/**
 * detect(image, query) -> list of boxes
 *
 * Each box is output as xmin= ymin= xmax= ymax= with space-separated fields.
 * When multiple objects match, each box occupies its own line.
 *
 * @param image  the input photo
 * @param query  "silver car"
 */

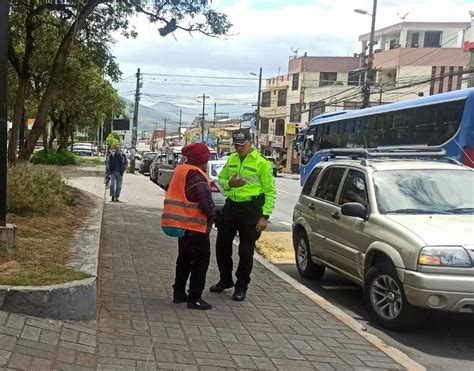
xmin=292 ymin=153 xmax=474 ymax=331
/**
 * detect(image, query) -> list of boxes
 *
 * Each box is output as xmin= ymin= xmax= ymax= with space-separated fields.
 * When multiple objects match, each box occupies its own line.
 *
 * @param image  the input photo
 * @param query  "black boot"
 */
xmin=232 ymin=288 xmax=247 ymax=302
xmin=173 ymin=293 xmax=187 ymax=304
xmin=187 ymin=298 xmax=213 ymax=310
xmin=209 ymin=281 xmax=234 ymax=293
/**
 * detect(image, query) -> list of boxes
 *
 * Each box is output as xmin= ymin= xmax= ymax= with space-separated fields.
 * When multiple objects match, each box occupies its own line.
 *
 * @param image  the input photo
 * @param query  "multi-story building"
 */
xmin=259 ymin=21 xmax=472 ymax=173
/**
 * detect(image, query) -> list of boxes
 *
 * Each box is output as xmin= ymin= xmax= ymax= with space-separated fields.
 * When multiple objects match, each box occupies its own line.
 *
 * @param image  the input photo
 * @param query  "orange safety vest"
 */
xmin=161 ymin=163 xmax=210 ymax=234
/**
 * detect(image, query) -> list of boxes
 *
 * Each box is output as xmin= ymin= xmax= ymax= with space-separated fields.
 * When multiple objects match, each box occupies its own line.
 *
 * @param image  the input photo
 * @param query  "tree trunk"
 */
xmin=7 ymin=79 xmax=28 ymax=163
xmin=42 ymin=125 xmax=48 ymax=153
xmin=18 ymin=0 xmax=102 ymax=161
xmin=48 ymin=117 xmax=59 ymax=150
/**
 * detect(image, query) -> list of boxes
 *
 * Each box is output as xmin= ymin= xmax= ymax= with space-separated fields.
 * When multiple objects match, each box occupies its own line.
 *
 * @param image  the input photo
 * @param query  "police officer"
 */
xmin=210 ymin=129 xmax=276 ymax=301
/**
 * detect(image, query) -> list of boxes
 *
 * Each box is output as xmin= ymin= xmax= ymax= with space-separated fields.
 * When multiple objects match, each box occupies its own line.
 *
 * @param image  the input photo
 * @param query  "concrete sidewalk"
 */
xmin=0 ymin=170 xmax=417 ymax=370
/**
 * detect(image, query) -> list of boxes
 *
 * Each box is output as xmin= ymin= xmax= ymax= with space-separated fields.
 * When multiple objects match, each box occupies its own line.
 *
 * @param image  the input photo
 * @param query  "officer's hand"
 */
xmin=229 ymin=176 xmax=246 ymax=188
xmin=255 ymin=217 xmax=268 ymax=232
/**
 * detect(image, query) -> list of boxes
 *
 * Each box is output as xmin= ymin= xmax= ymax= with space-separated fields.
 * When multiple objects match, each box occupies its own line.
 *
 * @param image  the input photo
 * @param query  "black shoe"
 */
xmin=209 ymin=281 xmax=234 ymax=293
xmin=187 ymin=298 xmax=213 ymax=310
xmin=173 ymin=294 xmax=187 ymax=304
xmin=115 ymin=198 xmax=120 ymax=203
xmin=232 ymin=288 xmax=247 ymax=301
xmin=111 ymin=196 xmax=115 ymax=202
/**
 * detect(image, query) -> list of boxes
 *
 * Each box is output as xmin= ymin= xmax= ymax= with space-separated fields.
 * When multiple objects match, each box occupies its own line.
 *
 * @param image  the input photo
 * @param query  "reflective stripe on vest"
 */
xmin=161 ymin=164 xmax=209 ymax=233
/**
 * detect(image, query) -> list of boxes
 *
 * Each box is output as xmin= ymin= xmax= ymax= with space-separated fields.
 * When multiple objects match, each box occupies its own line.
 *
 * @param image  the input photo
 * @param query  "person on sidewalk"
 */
xmin=107 ymin=144 xmax=128 ymax=202
xmin=210 ymin=129 xmax=276 ymax=301
xmin=161 ymin=143 xmax=216 ymax=310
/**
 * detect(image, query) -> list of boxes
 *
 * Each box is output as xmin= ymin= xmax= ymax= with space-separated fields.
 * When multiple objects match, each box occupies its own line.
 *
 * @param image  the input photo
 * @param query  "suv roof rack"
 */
xmin=322 ymin=147 xmax=453 ymax=166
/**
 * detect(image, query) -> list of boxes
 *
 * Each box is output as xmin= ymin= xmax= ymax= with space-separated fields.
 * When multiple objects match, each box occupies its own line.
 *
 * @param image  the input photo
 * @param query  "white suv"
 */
xmin=292 ymin=149 xmax=474 ymax=331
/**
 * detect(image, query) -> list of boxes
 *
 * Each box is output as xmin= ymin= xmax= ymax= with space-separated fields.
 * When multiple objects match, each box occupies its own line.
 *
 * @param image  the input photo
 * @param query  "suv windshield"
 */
xmin=374 ymin=169 xmax=474 ymax=214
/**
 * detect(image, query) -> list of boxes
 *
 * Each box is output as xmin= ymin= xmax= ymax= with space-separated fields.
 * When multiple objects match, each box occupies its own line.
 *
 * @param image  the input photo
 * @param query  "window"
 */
xmin=348 ymin=71 xmax=361 ymax=86
xmin=292 ymin=73 xmax=299 ymax=90
xmin=290 ymin=104 xmax=301 ymax=123
xmin=302 ymin=167 xmax=322 ymax=196
xmin=411 ymin=32 xmax=419 ymax=47
xmin=314 ymin=167 xmax=346 ymax=203
xmin=262 ymin=91 xmax=271 ymax=107
xmin=308 ymin=101 xmax=325 ymax=121
xmin=319 ymin=72 xmax=337 ymax=87
xmin=340 ymin=170 xmax=368 ymax=206
xmin=275 ymin=119 xmax=285 ymax=136
xmin=260 ymin=119 xmax=269 ymax=134
xmin=277 ymin=89 xmax=287 ymax=106
xmin=424 ymin=31 xmax=442 ymax=47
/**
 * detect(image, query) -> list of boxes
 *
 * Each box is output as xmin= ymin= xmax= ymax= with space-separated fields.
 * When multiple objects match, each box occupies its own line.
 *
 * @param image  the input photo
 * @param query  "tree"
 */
xmin=8 ymin=1 xmax=232 ymax=162
xmin=106 ymin=132 xmax=121 ymax=148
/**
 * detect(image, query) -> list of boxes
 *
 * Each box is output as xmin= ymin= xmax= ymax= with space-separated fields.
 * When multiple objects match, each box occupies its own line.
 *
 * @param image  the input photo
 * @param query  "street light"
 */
xmin=355 ymin=0 xmax=377 ymax=108
xmin=249 ymin=67 xmax=262 ymax=150
xmin=0 ymin=0 xmax=8 ymax=227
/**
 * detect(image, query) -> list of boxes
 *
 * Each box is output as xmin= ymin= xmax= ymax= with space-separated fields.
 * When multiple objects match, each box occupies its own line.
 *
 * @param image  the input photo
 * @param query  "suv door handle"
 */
xmin=331 ymin=211 xmax=340 ymax=220
xmin=308 ymin=203 xmax=316 ymax=210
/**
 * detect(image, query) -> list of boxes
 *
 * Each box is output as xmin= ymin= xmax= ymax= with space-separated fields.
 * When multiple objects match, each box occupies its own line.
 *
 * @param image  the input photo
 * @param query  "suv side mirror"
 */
xmin=341 ymin=202 xmax=368 ymax=221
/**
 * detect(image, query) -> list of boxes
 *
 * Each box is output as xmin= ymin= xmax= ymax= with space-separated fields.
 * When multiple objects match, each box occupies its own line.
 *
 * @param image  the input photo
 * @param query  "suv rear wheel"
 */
xmin=364 ymin=263 xmax=427 ymax=331
xmin=294 ymin=232 xmax=325 ymax=280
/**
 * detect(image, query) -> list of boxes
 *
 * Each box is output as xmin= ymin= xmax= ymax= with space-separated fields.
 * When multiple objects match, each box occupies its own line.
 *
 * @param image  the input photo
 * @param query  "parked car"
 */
xmin=157 ymin=146 xmax=218 ymax=191
xmin=292 ymin=148 xmax=474 ymax=331
xmin=139 ymin=152 xmax=159 ymax=174
xmin=150 ymin=154 xmax=166 ymax=183
xmin=207 ymin=160 xmax=226 ymax=212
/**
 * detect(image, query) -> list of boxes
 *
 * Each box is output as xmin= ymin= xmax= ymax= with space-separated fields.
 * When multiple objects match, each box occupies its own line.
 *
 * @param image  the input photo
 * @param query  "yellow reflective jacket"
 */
xmin=218 ymin=149 xmax=275 ymax=217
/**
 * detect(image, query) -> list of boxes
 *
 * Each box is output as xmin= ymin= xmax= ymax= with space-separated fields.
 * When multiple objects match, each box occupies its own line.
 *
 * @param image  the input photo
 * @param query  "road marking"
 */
xmin=322 ymin=285 xmax=359 ymax=290
xmin=279 ymin=221 xmax=292 ymax=226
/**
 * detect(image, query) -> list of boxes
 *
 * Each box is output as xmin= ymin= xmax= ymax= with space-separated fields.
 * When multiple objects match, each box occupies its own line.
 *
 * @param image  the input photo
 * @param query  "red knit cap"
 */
xmin=182 ymin=143 xmax=211 ymax=165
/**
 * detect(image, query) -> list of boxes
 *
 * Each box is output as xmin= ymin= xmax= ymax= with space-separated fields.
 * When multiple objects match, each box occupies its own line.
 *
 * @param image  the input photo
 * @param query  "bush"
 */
xmin=7 ymin=163 xmax=75 ymax=215
xmin=31 ymin=149 xmax=78 ymax=166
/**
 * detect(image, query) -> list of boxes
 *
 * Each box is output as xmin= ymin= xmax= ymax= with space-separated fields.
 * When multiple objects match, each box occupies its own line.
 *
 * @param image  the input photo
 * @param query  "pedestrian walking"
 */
xmin=161 ymin=143 xmax=216 ymax=310
xmin=210 ymin=129 xmax=276 ymax=301
xmin=107 ymin=144 xmax=128 ymax=202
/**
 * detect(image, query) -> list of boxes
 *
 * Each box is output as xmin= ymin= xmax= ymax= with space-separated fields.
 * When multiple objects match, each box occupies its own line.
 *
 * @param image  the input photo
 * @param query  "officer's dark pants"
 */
xmin=173 ymin=232 xmax=210 ymax=300
xmin=216 ymin=200 xmax=262 ymax=291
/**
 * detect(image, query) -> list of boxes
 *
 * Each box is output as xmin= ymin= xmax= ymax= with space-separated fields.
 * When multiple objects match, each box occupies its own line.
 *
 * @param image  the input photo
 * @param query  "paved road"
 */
xmin=268 ymin=176 xmax=301 ymax=232
xmin=277 ymin=264 xmax=474 ymax=371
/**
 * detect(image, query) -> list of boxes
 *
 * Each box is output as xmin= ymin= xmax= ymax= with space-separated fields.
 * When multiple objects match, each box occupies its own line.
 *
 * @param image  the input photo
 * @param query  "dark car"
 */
xmin=139 ymin=152 xmax=159 ymax=175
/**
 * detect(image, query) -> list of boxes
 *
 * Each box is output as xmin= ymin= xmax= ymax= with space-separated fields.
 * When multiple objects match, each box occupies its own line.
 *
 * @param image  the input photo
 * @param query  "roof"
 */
xmin=359 ymin=21 xmax=471 ymax=41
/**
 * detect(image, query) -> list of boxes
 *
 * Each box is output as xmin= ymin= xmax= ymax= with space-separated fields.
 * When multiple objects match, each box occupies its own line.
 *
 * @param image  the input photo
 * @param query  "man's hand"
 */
xmin=255 ymin=217 xmax=268 ymax=232
xmin=228 ymin=175 xmax=246 ymax=188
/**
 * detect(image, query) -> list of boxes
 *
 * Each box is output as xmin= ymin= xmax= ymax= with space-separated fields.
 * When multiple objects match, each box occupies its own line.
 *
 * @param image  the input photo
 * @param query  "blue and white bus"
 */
xmin=299 ymin=88 xmax=474 ymax=185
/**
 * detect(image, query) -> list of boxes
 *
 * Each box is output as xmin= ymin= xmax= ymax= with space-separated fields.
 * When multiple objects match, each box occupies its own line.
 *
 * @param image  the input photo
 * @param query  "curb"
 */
xmin=253 ymin=253 xmax=426 ymax=371
xmin=0 ymin=167 xmax=105 ymax=320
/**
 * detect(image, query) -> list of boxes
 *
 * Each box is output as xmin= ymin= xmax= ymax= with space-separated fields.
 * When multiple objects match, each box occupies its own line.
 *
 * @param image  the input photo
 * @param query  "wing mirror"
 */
xmin=341 ymin=202 xmax=369 ymax=221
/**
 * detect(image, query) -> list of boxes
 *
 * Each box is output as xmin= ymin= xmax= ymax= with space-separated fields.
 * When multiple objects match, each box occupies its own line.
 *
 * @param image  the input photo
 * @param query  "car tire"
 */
xmin=364 ymin=263 xmax=427 ymax=331
xmin=294 ymin=231 xmax=325 ymax=280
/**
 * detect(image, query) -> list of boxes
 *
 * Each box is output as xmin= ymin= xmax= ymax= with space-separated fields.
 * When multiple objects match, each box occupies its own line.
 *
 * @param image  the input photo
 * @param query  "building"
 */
xmin=258 ymin=20 xmax=472 ymax=173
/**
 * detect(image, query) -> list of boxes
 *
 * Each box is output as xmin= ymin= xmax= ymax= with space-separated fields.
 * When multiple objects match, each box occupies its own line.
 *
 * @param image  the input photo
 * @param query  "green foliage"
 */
xmin=31 ymin=149 xmax=79 ymax=166
xmin=7 ymin=163 xmax=75 ymax=216
xmin=106 ymin=132 xmax=121 ymax=147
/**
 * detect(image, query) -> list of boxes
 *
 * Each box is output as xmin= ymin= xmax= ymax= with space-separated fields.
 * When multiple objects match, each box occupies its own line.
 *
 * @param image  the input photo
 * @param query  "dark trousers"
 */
xmin=215 ymin=199 xmax=262 ymax=291
xmin=173 ymin=232 xmax=210 ymax=300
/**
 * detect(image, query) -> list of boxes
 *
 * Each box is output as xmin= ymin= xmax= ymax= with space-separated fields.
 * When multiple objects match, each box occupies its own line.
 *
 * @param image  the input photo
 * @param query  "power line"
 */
xmin=142 ymin=73 xmax=259 ymax=81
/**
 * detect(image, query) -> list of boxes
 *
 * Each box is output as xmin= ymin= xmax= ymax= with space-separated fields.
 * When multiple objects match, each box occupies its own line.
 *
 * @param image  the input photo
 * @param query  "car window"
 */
xmin=302 ymin=167 xmax=323 ymax=196
xmin=314 ymin=167 xmax=346 ymax=203
xmin=340 ymin=169 xmax=368 ymax=206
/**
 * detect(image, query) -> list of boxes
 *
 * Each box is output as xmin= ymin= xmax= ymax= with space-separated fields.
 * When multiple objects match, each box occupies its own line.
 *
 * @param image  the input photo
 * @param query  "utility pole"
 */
xmin=256 ymin=67 xmax=262 ymax=149
xmin=0 ymin=0 xmax=15 ymax=248
xmin=130 ymin=68 xmax=141 ymax=173
xmin=0 ymin=0 xmax=8 ymax=227
xmin=360 ymin=0 xmax=377 ymax=108
xmin=213 ymin=103 xmax=216 ymax=127
xmin=164 ymin=118 xmax=167 ymax=147
xmin=200 ymin=94 xmax=209 ymax=142
xmin=178 ymin=109 xmax=182 ymax=144
xmin=467 ymin=11 xmax=474 ymax=88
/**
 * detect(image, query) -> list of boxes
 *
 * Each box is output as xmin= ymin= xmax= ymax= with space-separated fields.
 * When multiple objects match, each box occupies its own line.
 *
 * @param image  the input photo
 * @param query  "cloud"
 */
xmin=112 ymin=0 xmax=473 ymax=108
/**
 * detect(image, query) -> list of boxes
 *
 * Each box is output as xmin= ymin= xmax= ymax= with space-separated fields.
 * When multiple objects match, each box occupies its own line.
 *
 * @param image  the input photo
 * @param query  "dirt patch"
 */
xmin=0 ymin=188 xmax=93 ymax=286
xmin=256 ymin=231 xmax=295 ymax=263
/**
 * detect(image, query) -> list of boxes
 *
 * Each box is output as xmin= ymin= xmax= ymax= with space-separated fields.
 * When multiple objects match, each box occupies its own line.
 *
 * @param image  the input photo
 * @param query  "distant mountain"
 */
xmin=120 ymin=97 xmax=255 ymax=134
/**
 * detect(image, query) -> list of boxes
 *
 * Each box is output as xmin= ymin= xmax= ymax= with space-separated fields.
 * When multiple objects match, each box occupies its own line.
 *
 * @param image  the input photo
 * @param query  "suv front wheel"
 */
xmin=294 ymin=232 xmax=325 ymax=280
xmin=364 ymin=263 xmax=427 ymax=331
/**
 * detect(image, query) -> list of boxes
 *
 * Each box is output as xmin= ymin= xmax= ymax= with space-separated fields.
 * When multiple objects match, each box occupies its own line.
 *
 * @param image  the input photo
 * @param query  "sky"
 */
xmin=112 ymin=0 xmax=474 ymax=119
